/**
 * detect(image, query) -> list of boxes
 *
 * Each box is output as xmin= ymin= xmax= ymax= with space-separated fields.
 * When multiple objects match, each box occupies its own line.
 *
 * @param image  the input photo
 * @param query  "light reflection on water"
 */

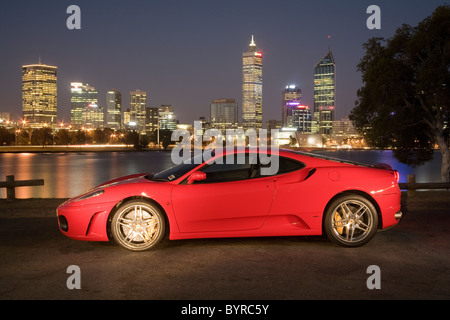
xmin=0 ymin=152 xmax=173 ymax=199
xmin=0 ymin=150 xmax=443 ymax=199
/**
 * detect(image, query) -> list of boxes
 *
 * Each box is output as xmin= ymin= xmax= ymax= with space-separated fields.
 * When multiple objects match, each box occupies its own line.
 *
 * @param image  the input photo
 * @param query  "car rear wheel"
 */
xmin=324 ymin=195 xmax=378 ymax=247
xmin=111 ymin=200 xmax=166 ymax=251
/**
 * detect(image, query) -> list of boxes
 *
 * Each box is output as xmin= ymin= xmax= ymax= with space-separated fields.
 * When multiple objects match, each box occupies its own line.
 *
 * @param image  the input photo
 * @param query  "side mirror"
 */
xmin=187 ymin=171 xmax=206 ymax=185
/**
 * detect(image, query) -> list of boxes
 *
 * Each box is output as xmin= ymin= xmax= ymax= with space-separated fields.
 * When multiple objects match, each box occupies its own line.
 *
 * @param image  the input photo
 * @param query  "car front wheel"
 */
xmin=324 ymin=195 xmax=378 ymax=247
xmin=111 ymin=200 xmax=166 ymax=251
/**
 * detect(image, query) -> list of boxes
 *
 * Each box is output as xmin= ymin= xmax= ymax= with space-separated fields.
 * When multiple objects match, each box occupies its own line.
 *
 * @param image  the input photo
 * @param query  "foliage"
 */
xmin=0 ymin=127 xmax=14 ymax=145
xmin=350 ymin=6 xmax=450 ymax=181
xmin=159 ymin=129 xmax=174 ymax=151
xmin=31 ymin=128 xmax=53 ymax=145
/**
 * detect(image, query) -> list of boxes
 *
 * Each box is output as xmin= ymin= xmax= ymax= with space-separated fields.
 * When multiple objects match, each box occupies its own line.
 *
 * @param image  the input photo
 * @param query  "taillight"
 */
xmin=394 ymin=171 xmax=400 ymax=182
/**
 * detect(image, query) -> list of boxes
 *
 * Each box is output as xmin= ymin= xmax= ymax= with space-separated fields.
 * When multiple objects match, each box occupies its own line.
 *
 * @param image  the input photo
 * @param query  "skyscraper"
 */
xmin=82 ymin=102 xmax=104 ymax=129
xmin=145 ymin=107 xmax=159 ymax=134
xmin=130 ymin=90 xmax=147 ymax=132
xmin=22 ymin=63 xmax=57 ymax=128
xmin=242 ymin=35 xmax=263 ymax=131
xmin=281 ymin=85 xmax=311 ymax=133
xmin=123 ymin=108 xmax=131 ymax=129
xmin=282 ymin=85 xmax=302 ymax=127
xmin=314 ymin=50 xmax=335 ymax=135
xmin=70 ymin=82 xmax=103 ymax=129
xmin=158 ymin=105 xmax=176 ymax=130
xmin=105 ymin=90 xmax=122 ymax=130
xmin=210 ymin=98 xmax=238 ymax=131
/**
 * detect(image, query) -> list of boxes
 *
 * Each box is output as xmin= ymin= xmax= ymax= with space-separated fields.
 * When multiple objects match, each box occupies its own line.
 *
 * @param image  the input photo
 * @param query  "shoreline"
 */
xmin=0 ymin=145 xmax=157 ymax=153
xmin=0 ymin=145 xmax=387 ymax=153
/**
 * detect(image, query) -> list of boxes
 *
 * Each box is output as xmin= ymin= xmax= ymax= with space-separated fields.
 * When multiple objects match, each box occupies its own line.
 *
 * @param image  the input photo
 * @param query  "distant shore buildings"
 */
xmin=314 ymin=50 xmax=336 ymax=135
xmin=242 ymin=35 xmax=263 ymax=131
xmin=210 ymin=98 xmax=238 ymax=131
xmin=106 ymin=90 xmax=122 ymax=131
xmin=2 ymin=39 xmax=365 ymax=148
xmin=70 ymin=82 xmax=102 ymax=129
xmin=22 ymin=62 xmax=57 ymax=128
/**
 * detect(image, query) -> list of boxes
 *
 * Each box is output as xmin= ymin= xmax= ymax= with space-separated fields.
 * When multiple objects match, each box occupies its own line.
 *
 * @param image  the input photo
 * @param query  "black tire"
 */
xmin=324 ymin=194 xmax=378 ymax=247
xmin=111 ymin=200 xmax=166 ymax=251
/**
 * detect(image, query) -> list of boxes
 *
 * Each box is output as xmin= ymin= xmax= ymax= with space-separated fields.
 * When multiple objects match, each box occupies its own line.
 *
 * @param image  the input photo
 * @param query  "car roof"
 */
xmin=212 ymin=147 xmax=376 ymax=168
xmin=280 ymin=148 xmax=378 ymax=168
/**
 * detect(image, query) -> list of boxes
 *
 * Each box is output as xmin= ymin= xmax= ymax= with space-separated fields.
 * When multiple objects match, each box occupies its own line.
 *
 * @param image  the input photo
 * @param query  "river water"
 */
xmin=0 ymin=150 xmax=443 ymax=199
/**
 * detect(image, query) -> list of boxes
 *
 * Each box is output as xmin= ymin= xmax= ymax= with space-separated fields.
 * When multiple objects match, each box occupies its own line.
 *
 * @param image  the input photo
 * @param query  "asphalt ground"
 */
xmin=0 ymin=194 xmax=449 ymax=304
xmin=0 ymin=199 xmax=448 ymax=317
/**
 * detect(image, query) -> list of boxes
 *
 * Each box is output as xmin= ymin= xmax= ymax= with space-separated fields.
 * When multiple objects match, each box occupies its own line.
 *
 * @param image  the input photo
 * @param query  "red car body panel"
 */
xmin=57 ymin=149 xmax=402 ymax=243
xmin=171 ymin=176 xmax=274 ymax=233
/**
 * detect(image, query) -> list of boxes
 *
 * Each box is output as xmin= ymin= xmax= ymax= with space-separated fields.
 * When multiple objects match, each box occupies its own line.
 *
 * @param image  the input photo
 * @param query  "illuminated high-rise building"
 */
xmin=282 ymin=85 xmax=311 ymax=133
xmin=82 ymin=103 xmax=104 ymax=129
xmin=282 ymin=85 xmax=302 ymax=127
xmin=22 ymin=63 xmax=57 ymax=128
xmin=123 ymin=108 xmax=131 ymax=129
xmin=314 ymin=50 xmax=335 ymax=135
xmin=242 ymin=35 xmax=263 ymax=131
xmin=105 ymin=90 xmax=122 ymax=130
xmin=210 ymin=98 xmax=238 ymax=131
xmin=70 ymin=82 xmax=103 ymax=129
xmin=158 ymin=105 xmax=176 ymax=131
xmin=145 ymin=107 xmax=159 ymax=134
xmin=130 ymin=90 xmax=147 ymax=131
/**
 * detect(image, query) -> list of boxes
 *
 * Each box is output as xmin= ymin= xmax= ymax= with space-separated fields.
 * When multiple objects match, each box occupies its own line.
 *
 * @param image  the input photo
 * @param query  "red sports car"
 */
xmin=57 ymin=148 xmax=402 ymax=251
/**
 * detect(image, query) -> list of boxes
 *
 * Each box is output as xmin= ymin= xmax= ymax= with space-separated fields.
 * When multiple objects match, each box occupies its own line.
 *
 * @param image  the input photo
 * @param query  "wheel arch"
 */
xmin=322 ymin=190 xmax=383 ymax=230
xmin=106 ymin=196 xmax=169 ymax=239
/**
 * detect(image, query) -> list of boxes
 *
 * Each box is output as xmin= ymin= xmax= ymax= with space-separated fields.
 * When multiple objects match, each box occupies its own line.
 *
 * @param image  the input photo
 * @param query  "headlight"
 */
xmin=73 ymin=189 xmax=105 ymax=202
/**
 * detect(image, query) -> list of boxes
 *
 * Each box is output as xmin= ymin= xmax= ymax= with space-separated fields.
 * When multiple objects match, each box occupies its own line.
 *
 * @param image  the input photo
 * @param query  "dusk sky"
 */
xmin=0 ymin=0 xmax=447 ymax=125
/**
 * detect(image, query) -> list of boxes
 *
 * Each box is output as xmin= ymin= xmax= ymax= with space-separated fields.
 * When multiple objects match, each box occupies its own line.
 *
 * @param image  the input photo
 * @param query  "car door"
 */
xmin=171 ymin=153 xmax=275 ymax=233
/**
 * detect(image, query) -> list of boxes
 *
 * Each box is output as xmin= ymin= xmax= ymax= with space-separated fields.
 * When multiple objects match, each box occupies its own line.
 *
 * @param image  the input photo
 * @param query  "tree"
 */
xmin=350 ymin=6 xmax=450 ymax=182
xmin=72 ymin=130 xmax=88 ymax=144
xmin=16 ymin=130 xmax=30 ymax=145
xmin=0 ymin=128 xmax=14 ymax=145
xmin=123 ymin=131 xmax=140 ymax=149
xmin=31 ymin=128 xmax=53 ymax=146
xmin=159 ymin=129 xmax=173 ymax=151
xmin=92 ymin=129 xmax=107 ymax=144
xmin=55 ymin=129 xmax=72 ymax=145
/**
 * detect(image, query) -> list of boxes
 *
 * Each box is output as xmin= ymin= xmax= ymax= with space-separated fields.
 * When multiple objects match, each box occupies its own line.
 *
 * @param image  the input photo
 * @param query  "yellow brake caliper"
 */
xmin=334 ymin=212 xmax=344 ymax=234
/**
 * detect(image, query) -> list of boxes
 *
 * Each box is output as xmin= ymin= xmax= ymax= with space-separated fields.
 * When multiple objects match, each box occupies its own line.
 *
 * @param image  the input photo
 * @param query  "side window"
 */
xmin=254 ymin=156 xmax=305 ymax=178
xmin=277 ymin=157 xmax=306 ymax=174
xmin=191 ymin=154 xmax=305 ymax=183
xmin=198 ymin=154 xmax=253 ymax=183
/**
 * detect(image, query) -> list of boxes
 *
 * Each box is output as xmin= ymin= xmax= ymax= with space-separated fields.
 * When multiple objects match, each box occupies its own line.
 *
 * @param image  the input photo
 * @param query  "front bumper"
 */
xmin=57 ymin=200 xmax=117 ymax=241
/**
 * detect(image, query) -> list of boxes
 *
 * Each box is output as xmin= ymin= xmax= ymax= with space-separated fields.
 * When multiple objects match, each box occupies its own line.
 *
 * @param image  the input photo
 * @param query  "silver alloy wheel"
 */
xmin=325 ymin=195 xmax=378 ymax=247
xmin=111 ymin=200 xmax=165 ymax=251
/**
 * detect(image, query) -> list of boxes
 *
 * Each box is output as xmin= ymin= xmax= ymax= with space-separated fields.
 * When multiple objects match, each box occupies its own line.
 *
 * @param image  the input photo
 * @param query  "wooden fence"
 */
xmin=0 ymin=175 xmax=44 ymax=201
xmin=399 ymin=174 xmax=450 ymax=196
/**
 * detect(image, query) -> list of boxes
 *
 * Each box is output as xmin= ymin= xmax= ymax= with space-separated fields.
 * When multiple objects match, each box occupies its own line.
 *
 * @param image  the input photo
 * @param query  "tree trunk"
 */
xmin=420 ymin=97 xmax=450 ymax=183
xmin=440 ymin=147 xmax=450 ymax=183
xmin=435 ymin=132 xmax=450 ymax=182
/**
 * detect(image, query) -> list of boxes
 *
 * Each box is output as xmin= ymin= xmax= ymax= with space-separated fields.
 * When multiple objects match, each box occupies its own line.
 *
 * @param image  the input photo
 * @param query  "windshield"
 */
xmin=150 ymin=154 xmax=203 ymax=182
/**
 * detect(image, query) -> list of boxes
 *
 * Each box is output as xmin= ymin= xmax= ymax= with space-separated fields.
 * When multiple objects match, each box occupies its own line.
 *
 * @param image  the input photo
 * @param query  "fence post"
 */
xmin=407 ymin=174 xmax=416 ymax=197
xmin=6 ymin=175 xmax=15 ymax=201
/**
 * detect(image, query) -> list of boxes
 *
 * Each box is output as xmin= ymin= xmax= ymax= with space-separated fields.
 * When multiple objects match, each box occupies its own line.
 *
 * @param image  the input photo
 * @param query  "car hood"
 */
xmin=95 ymin=173 xmax=153 ymax=189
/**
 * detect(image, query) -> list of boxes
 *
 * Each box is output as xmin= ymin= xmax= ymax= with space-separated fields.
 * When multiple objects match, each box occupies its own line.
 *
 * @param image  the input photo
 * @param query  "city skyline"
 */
xmin=0 ymin=0 xmax=446 ymax=125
